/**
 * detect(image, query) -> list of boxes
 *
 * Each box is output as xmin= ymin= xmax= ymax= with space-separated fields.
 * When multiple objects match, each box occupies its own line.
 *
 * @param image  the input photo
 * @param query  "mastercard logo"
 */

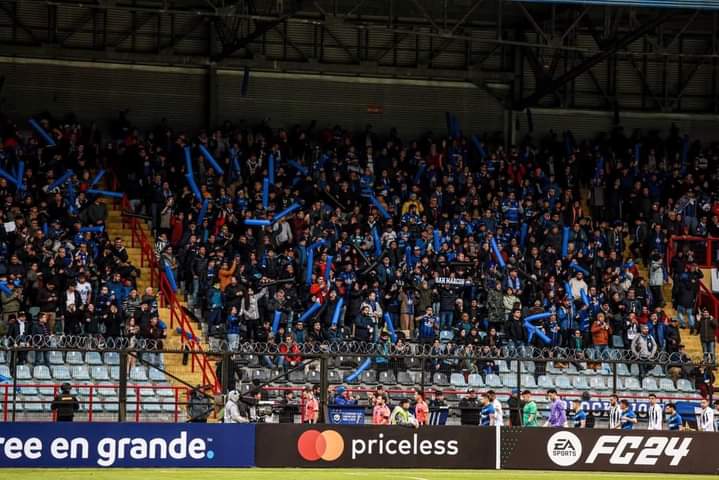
xmin=297 ymin=430 xmax=345 ymax=461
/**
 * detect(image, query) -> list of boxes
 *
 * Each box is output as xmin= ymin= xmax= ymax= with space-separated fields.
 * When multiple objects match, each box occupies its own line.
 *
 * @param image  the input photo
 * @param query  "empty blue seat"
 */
xmin=143 ymin=402 xmax=162 ymax=413
xmin=677 ymin=379 xmax=693 ymax=392
xmin=156 ymin=388 xmax=175 ymax=397
xmin=572 ymin=376 xmax=589 ymax=390
xmin=378 ymin=370 xmax=396 ymax=384
xmin=37 ymin=382 xmax=56 ymax=396
xmin=361 ymin=370 xmax=378 ymax=385
xmin=624 ymin=377 xmax=641 ymax=391
xmin=72 ymin=366 xmax=91 ymax=381
xmin=148 ymin=367 xmax=166 ymax=382
xmin=521 ymin=374 xmax=537 ymax=388
xmin=659 ymin=378 xmax=677 ymax=392
xmin=51 ymin=366 xmax=71 ymax=381
xmin=554 ymin=375 xmax=571 ymax=389
xmin=103 ymin=352 xmax=120 ymax=366
xmin=97 ymin=387 xmax=116 ymax=397
xmin=16 ymin=365 xmax=32 ymax=380
xmin=129 ymin=367 xmax=149 ymax=382
xmin=485 ymin=374 xmax=502 ymax=387
xmin=397 ymin=371 xmax=414 ymax=385
xmin=450 ymin=373 xmax=467 ymax=387
xmin=48 ymin=351 xmax=64 ymax=365
xmin=501 ymin=374 xmax=518 ymax=388
xmin=648 ymin=365 xmax=664 ymax=377
xmin=66 ymin=351 xmax=84 ymax=365
xmin=521 ymin=362 xmax=536 ymax=373
xmin=23 ymin=396 xmax=45 ymax=412
xmin=468 ymin=374 xmax=484 ymax=388
xmin=33 ymin=365 xmax=51 ymax=380
xmin=104 ymin=398 xmax=119 ymax=413
xmin=537 ymin=375 xmax=553 ymax=389
xmin=85 ymin=352 xmax=103 ymax=365
xmin=91 ymin=366 xmax=110 ymax=381
xmin=432 ymin=373 xmax=448 ymax=386
xmin=589 ymin=376 xmax=606 ymax=390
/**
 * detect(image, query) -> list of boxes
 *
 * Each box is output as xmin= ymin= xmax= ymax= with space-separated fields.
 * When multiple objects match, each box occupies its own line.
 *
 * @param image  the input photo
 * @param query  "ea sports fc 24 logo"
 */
xmin=297 ymin=430 xmax=345 ymax=462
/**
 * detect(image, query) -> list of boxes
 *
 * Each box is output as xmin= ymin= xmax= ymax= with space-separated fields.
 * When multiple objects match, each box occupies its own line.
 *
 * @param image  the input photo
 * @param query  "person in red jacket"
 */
xmin=591 ymin=313 xmax=613 ymax=355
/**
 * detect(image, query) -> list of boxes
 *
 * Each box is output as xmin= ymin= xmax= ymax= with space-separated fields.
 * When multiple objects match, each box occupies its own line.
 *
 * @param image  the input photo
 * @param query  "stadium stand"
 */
xmin=0 ymin=112 xmax=716 ymax=425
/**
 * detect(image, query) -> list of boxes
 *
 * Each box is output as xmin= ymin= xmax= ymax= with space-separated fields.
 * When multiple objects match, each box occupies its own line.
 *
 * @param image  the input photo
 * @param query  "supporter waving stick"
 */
xmin=345 ymin=358 xmax=372 ymax=382
xmin=271 ymin=310 xmax=282 ymax=334
xmin=383 ymin=312 xmax=398 ymax=342
xmin=490 ymin=237 xmax=506 ymax=269
xmin=0 ymin=167 xmax=18 ymax=186
xmin=523 ymin=312 xmax=552 ymax=345
xmin=288 ymin=159 xmax=308 ymax=176
xmin=184 ymin=146 xmax=193 ymax=175
xmin=46 ymin=169 xmax=73 ymax=191
xmin=268 ymin=154 xmax=275 ymax=184
xmin=331 ymin=298 xmax=345 ymax=326
xmin=569 ymin=261 xmax=590 ymax=276
xmin=561 ymin=226 xmax=570 ymax=258
xmin=245 ymin=219 xmax=271 ymax=227
xmin=272 ymin=202 xmax=301 ymax=224
xmin=471 ymin=135 xmax=486 ymax=159
xmin=324 ymin=255 xmax=334 ymax=284
xmin=199 ymin=144 xmax=224 ymax=175
xmin=28 ymin=118 xmax=56 ymax=146
xmin=86 ymin=189 xmax=124 ymax=199
xmin=16 ymin=161 xmax=24 ymax=191
xmin=90 ymin=169 xmax=105 ymax=187
xmin=186 ymin=173 xmax=202 ymax=202
xmin=298 ymin=302 xmax=322 ymax=324
xmin=520 ymin=223 xmax=528 ymax=248
xmin=368 ymin=194 xmax=391 ymax=220
xmin=262 ymin=178 xmax=270 ymax=210
xmin=197 ymin=198 xmax=209 ymax=226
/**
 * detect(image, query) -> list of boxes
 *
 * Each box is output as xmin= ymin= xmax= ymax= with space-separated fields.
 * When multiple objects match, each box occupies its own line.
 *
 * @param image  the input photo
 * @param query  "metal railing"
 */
xmin=0 ymin=340 xmax=708 ymax=424
xmin=119 ymin=193 xmax=219 ymax=391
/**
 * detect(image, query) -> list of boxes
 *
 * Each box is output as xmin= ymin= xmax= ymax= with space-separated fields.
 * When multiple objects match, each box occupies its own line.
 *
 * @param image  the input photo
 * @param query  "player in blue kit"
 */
xmin=480 ymin=392 xmax=495 ymax=427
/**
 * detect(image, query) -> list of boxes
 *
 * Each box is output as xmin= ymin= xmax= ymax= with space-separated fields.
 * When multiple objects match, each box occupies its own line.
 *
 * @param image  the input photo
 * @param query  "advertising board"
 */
xmin=0 ymin=423 xmax=255 ymax=468
xmin=255 ymin=424 xmax=494 ymax=468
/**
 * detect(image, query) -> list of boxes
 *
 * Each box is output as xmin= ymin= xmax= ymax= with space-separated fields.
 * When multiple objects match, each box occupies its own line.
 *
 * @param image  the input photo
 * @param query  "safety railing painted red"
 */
xmin=667 ymin=235 xmax=718 ymax=269
xmin=0 ymin=383 xmax=190 ymax=422
xmin=697 ymin=282 xmax=719 ymax=323
xmin=667 ymin=235 xmax=719 ymax=328
xmin=118 ymin=195 xmax=219 ymax=392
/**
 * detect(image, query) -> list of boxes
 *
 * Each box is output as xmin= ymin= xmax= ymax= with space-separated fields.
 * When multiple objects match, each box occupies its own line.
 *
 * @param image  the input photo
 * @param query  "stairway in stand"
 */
xmin=104 ymin=202 xmax=215 ymax=401
xmin=580 ymin=187 xmax=705 ymax=361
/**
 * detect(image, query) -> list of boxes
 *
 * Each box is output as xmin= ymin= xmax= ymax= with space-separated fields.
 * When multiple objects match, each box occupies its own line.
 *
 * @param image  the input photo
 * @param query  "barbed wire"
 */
xmin=0 ymin=335 xmax=707 ymax=365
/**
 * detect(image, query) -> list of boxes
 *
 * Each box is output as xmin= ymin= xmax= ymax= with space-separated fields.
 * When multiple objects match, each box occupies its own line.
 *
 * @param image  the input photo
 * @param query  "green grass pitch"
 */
xmin=0 ymin=469 xmax=713 ymax=480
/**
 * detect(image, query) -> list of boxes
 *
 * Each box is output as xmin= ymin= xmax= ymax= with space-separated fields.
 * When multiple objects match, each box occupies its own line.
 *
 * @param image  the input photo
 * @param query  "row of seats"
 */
xmin=236 ymin=355 xmax=662 ymax=377
xmin=0 ymin=365 xmax=167 ymax=383
xmin=0 ymin=396 xmax=179 ymax=413
xmin=246 ymin=367 xmax=690 ymax=392
xmin=1 ymin=385 xmax=177 ymax=397
xmin=0 ymin=351 xmax=122 ymax=366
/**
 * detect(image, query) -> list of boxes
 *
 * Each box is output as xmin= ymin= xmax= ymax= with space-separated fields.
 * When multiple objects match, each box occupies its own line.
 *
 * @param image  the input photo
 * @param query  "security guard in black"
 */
xmin=51 ymin=383 xmax=79 ymax=421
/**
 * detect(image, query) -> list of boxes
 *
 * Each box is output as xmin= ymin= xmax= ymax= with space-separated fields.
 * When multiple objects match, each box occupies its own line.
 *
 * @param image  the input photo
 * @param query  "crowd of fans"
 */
xmin=0 ymin=115 xmax=166 ymax=369
xmin=0 ymin=113 xmax=716 ymax=379
xmin=139 ymin=123 xmax=714 ymax=362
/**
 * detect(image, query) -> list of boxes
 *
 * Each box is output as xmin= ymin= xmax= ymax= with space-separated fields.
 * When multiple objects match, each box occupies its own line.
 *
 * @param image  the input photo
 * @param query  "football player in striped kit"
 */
xmin=647 ymin=393 xmax=663 ymax=430
xmin=698 ymin=398 xmax=715 ymax=432
xmin=608 ymin=394 xmax=622 ymax=429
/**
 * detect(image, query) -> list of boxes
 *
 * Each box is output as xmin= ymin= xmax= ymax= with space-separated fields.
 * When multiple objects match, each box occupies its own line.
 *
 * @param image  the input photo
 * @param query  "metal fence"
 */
xmin=0 ymin=335 xmax=710 ymax=425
